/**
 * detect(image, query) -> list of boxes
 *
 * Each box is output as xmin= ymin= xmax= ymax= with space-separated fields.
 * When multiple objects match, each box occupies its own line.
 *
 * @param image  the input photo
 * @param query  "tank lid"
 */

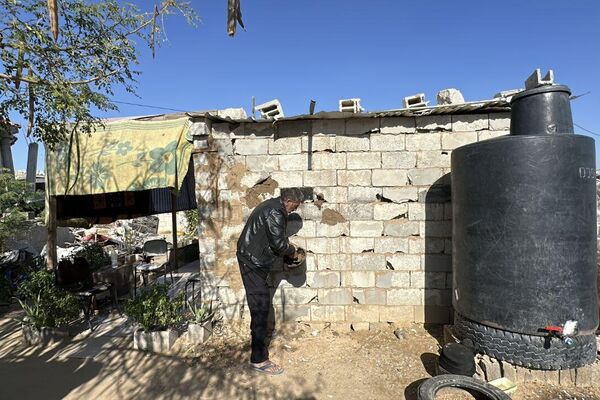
xmin=510 ymin=84 xmax=571 ymax=104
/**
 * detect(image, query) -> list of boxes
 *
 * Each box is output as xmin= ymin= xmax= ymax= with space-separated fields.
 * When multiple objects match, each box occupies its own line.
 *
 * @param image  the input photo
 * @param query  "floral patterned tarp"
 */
xmin=46 ymin=118 xmax=193 ymax=196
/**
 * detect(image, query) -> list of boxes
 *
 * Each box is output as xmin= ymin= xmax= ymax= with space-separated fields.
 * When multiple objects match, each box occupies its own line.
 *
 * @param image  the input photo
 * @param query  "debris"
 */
xmin=437 ymin=88 xmax=465 ymax=105
xmin=393 ymin=329 xmax=405 ymax=340
xmin=489 ymin=377 xmax=517 ymax=396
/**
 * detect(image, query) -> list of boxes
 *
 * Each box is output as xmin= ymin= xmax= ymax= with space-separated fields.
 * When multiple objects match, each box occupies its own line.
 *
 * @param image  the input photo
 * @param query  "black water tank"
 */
xmin=451 ymin=84 xmax=598 ymax=370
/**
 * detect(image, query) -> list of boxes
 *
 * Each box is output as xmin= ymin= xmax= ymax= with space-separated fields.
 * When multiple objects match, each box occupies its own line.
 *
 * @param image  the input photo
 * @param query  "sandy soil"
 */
xmin=0 ymin=310 xmax=599 ymax=400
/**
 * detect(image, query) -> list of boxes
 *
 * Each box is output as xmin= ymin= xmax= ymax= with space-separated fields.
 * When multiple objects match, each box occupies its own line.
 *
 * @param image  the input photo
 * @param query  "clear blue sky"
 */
xmin=11 ymin=0 xmax=600 ymax=171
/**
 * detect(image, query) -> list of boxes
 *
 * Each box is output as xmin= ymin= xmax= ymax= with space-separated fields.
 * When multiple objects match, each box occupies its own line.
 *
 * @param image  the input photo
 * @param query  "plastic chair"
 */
xmin=134 ymin=238 xmax=173 ymax=296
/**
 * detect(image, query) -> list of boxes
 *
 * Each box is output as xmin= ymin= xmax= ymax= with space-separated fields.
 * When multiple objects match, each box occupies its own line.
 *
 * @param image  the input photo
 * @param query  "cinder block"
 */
xmin=352 ymin=253 xmax=386 ymax=270
xmin=410 ymin=272 xmax=446 ymax=289
xmin=302 ymin=134 xmax=336 ymax=152
xmin=479 ymin=355 xmax=502 ymax=382
xmin=311 ymin=305 xmax=345 ymax=321
xmin=291 ymin=220 xmax=316 ymax=237
xmin=386 ymin=254 xmax=421 ymax=270
xmin=409 ymin=237 xmax=445 ymax=255
xmin=305 ymin=237 xmax=340 ymax=254
xmin=489 ymin=113 xmax=511 ymax=131
xmin=311 ymin=152 xmax=347 ymax=170
xmin=339 ymin=98 xmax=363 ymax=113
xmin=255 ymin=99 xmax=284 ymax=120
xmin=363 ymin=288 xmax=386 ymax=305
xmin=347 ymin=186 xmax=382 ymax=202
xmin=306 ymin=271 xmax=340 ymax=288
xmin=350 ymin=221 xmax=384 ymax=237
xmin=347 ymin=152 xmax=382 ymax=169
xmin=269 ymin=137 xmax=302 ymax=154
xmin=345 ymin=119 xmax=379 ymax=135
xmin=346 ymin=305 xmax=380 ymax=322
xmin=272 ymin=288 xmax=318 ymax=305
xmin=374 ymin=203 xmax=408 ymax=220
xmin=341 ymin=237 xmax=375 ymax=253
xmin=276 ymin=304 xmax=311 ymax=322
xmin=209 ymin=138 xmax=234 ymax=154
xmin=319 ymin=288 xmax=353 ymax=305
xmin=417 ymin=151 xmax=451 ymax=168
xmin=336 ymin=135 xmax=369 ymax=152
xmin=245 ymin=155 xmax=279 ymax=172
xmin=374 ymin=237 xmax=409 ymax=254
xmin=312 ymin=119 xmax=345 ymax=136
xmin=271 ymin=171 xmax=303 ymax=187
xmin=575 ymin=365 xmax=593 ymax=387
xmin=381 ymin=152 xmax=417 ymax=169
xmin=441 ymin=132 xmax=478 ymax=150
xmin=383 ymin=220 xmax=420 ymax=237
xmin=279 ymin=154 xmax=308 ymax=171
xmin=316 ymin=222 xmax=350 ymax=238
xmin=407 ymin=168 xmax=444 ymax=186
xmin=406 ymin=133 xmax=442 ymax=151
xmin=500 ymin=361 xmax=518 ymax=383
xmin=379 ymin=305 xmax=414 ymax=322
xmin=478 ymin=130 xmax=509 ymax=141
xmin=314 ymin=186 xmax=348 ymax=203
xmin=403 ymin=93 xmax=428 ymax=108
xmin=337 ymin=170 xmax=371 ymax=186
xmin=370 ymin=134 xmax=405 ymax=151
xmin=304 ymin=170 xmax=337 ymax=186
xmin=382 ymin=187 xmax=419 ymax=203
xmin=416 ymin=116 xmax=451 ymax=132
xmin=452 ymin=114 xmax=489 ymax=131
xmin=342 ymin=271 xmax=376 ymax=287
xmin=387 ymin=289 xmax=422 ymax=305
xmin=234 ymin=138 xmax=269 ymax=155
xmin=338 ymin=203 xmax=374 ymax=221
xmin=317 ymin=254 xmax=352 ymax=271
xmin=408 ymin=203 xmax=444 ymax=221
xmin=380 ymin=117 xmax=416 ymax=134
xmin=372 ymin=169 xmax=409 ymax=186
xmin=242 ymin=121 xmax=277 ymax=137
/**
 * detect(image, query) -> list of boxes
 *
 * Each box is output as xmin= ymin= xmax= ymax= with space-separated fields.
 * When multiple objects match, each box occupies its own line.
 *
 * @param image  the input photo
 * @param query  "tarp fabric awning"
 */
xmin=46 ymin=118 xmax=194 ymax=196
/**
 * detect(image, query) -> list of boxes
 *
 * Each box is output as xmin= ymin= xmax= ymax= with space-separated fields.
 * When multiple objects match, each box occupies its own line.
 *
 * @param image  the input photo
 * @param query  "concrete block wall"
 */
xmin=193 ymin=112 xmax=510 ymax=325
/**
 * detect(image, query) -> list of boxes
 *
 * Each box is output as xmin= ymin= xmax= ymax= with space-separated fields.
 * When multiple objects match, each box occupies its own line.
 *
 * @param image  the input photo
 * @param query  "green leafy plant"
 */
xmin=187 ymin=300 xmax=214 ymax=324
xmin=183 ymin=209 xmax=199 ymax=240
xmin=124 ymin=284 xmax=184 ymax=332
xmin=15 ymin=270 xmax=80 ymax=329
xmin=73 ymin=243 xmax=111 ymax=271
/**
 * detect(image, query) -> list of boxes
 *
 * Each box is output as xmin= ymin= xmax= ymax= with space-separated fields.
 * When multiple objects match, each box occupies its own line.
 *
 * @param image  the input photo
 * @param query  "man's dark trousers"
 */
xmin=238 ymin=258 xmax=271 ymax=363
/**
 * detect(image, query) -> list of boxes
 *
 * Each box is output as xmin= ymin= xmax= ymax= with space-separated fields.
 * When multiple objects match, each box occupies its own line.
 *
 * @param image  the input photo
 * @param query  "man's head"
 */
xmin=281 ymin=188 xmax=304 ymax=213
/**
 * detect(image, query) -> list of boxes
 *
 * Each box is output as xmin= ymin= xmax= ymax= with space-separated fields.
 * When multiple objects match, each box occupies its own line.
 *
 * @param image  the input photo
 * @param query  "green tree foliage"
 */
xmin=0 ymin=0 xmax=197 ymax=146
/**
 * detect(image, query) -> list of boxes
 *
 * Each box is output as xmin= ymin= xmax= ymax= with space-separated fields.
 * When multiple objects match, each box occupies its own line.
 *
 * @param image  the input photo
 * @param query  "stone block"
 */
xmin=272 ymin=288 xmax=318 ymax=305
xmin=416 ymin=116 xmax=451 ymax=132
xmin=422 ymin=255 xmax=452 ymax=272
xmin=382 ymin=187 xmax=419 ymax=203
xmin=379 ymin=306 xmax=414 ymax=322
xmin=209 ymin=138 xmax=234 ymax=155
xmin=245 ymin=155 xmax=279 ymax=172
xmin=374 ymin=237 xmax=409 ymax=254
xmin=345 ymin=119 xmax=379 ymax=135
xmin=383 ymin=220 xmax=420 ymax=237
xmin=317 ymin=254 xmax=351 ymax=271
xmin=337 ymin=170 xmax=371 ymax=186
xmin=311 ymin=152 xmax=347 ymax=170
xmin=314 ymin=186 xmax=348 ymax=203
xmin=270 ymin=171 xmax=303 ymax=187
xmin=441 ymin=132 xmax=478 ymax=150
xmin=489 ymin=113 xmax=511 ymax=131
xmin=346 ymin=305 xmax=380 ymax=322
xmin=347 ymin=186 xmax=382 ymax=202
xmin=406 ymin=133 xmax=442 ymax=151
xmin=381 ymin=152 xmax=417 ymax=169
xmin=347 ymin=152 xmax=382 ymax=169
xmin=452 ymin=114 xmax=489 ymax=131
xmin=241 ymin=122 xmax=276 ymax=137
xmin=423 ymin=221 xmax=452 ymax=238
xmin=342 ymin=271 xmax=376 ymax=287
xmin=370 ymin=134 xmax=405 ymax=151
xmin=410 ymin=272 xmax=446 ymax=289
xmin=350 ymin=221 xmax=384 ymax=237
xmin=279 ymin=154 xmax=308 ymax=171
xmin=305 ymin=237 xmax=340 ymax=254
xmin=478 ymin=355 xmax=502 ymax=382
xmin=380 ymin=117 xmax=416 ymax=134
xmin=234 ymin=138 xmax=269 ymax=155
xmin=387 ymin=289 xmax=422 ymax=305
xmin=500 ymin=361 xmax=518 ymax=383
xmin=407 ymin=168 xmax=443 ymax=186
xmin=408 ymin=203 xmax=444 ymax=221
xmin=311 ymin=305 xmax=345 ymax=321
xmin=362 ymin=288 xmax=386 ymax=305
xmin=296 ymin=203 xmax=327 ymax=220
xmin=336 ymin=135 xmax=369 ymax=152
xmin=352 ymin=253 xmax=386 ymax=270
xmin=341 ymin=237 xmax=375 ymax=253
xmin=386 ymin=254 xmax=421 ymax=270
xmin=417 ymin=151 xmax=451 ymax=168
xmin=269 ymin=137 xmax=302 ymax=154
xmin=478 ymin=130 xmax=509 ymax=141
xmin=304 ymin=170 xmax=337 ymax=186
xmin=374 ymin=203 xmax=408 ymax=221
xmin=409 ymin=237 xmax=445 ymax=254
xmin=338 ymin=203 xmax=374 ymax=220
xmin=291 ymin=219 xmax=316 ymax=237
xmin=306 ymin=271 xmax=340 ymax=288
xmin=319 ymin=288 xmax=353 ymax=305
xmin=276 ymin=305 xmax=311 ymax=322
xmin=316 ymin=221 xmax=350 ymax=237
xmin=351 ymin=322 xmax=371 ymax=331
xmin=372 ymin=169 xmax=409 ymax=186
xmin=302 ymin=134 xmax=336 ymax=152
xmin=133 ymin=329 xmax=178 ymax=353
xmin=312 ymin=119 xmax=345 ymax=136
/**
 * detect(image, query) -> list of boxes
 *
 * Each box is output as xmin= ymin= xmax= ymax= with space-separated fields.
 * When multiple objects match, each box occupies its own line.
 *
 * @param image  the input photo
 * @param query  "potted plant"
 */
xmin=124 ymin=284 xmax=184 ymax=353
xmin=186 ymin=300 xmax=214 ymax=343
xmin=15 ymin=270 xmax=80 ymax=346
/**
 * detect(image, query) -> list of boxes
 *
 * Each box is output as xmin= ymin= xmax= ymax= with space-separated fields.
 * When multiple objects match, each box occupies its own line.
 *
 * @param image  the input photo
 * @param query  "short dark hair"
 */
xmin=281 ymin=187 xmax=304 ymax=203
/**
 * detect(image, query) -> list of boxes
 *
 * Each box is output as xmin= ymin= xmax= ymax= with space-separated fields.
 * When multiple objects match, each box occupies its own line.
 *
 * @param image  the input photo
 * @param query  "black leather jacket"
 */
xmin=236 ymin=197 xmax=295 ymax=269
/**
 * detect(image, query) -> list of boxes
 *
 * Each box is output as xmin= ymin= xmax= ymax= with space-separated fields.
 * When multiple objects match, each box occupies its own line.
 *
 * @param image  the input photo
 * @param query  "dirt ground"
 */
xmin=1 ymin=309 xmax=599 ymax=400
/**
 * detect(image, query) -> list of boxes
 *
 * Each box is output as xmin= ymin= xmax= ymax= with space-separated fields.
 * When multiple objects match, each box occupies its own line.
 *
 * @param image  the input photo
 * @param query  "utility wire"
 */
xmin=111 ymin=100 xmax=190 ymax=113
xmin=574 ymin=123 xmax=600 ymax=138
